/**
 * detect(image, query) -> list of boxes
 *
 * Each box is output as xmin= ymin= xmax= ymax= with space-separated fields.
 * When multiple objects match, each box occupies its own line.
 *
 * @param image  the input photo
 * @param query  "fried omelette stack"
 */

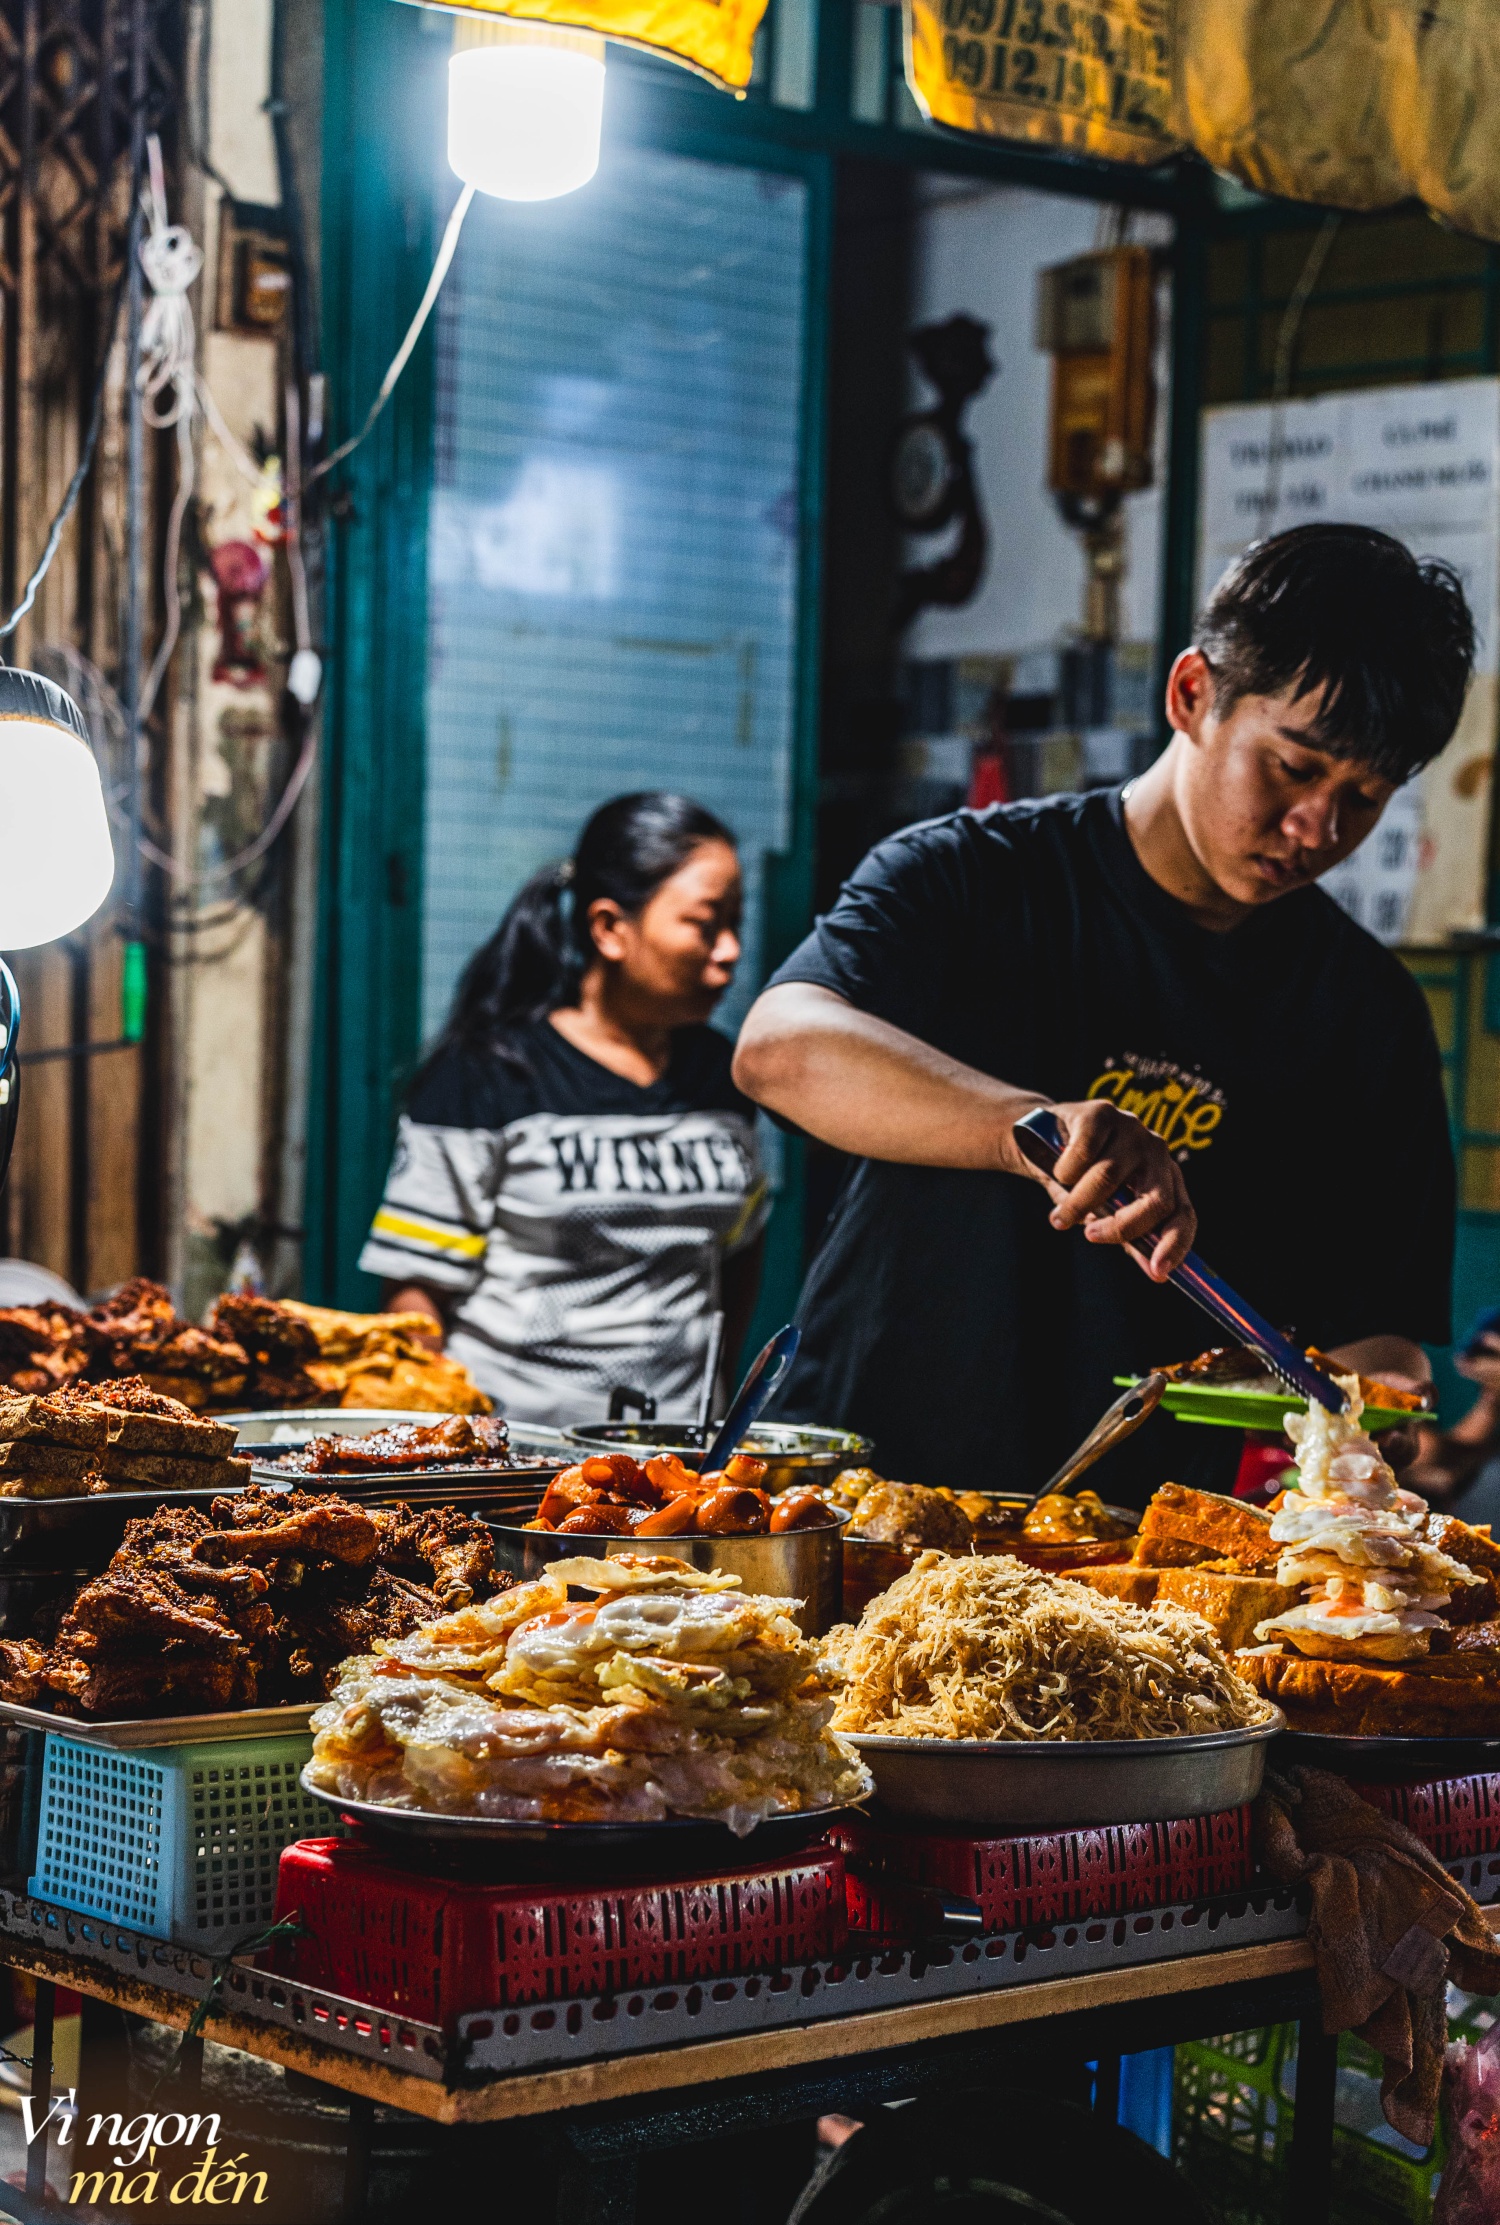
xmin=307 ymin=1554 xmax=871 ymax=1832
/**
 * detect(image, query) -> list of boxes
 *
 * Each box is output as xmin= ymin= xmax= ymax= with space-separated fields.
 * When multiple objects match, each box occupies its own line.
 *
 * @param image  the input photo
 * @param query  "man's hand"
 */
xmin=1004 ymin=1100 xmax=1197 ymax=1281
xmin=732 ymin=987 xmax=1198 ymax=1275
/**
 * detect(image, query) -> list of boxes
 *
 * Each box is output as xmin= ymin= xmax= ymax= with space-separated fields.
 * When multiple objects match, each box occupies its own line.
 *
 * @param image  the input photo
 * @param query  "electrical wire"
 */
xmin=307 ymin=181 xmax=476 ymax=485
xmin=137 ymin=134 xmax=203 ymax=722
xmin=0 ymin=260 xmax=130 ymax=648
xmin=1264 ymin=215 xmax=1342 ymax=522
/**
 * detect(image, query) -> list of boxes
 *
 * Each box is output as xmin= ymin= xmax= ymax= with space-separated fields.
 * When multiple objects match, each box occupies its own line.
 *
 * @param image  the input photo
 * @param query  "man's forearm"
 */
xmin=732 ymin=983 xmax=1045 ymax=1171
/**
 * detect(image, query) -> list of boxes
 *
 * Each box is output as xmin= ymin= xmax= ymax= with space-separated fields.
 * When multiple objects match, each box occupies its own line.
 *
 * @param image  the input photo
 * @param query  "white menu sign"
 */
xmin=1198 ymin=379 xmax=1500 ymax=945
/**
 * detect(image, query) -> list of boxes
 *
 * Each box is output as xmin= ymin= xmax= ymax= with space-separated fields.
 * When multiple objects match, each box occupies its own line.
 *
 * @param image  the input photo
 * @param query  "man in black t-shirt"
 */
xmin=733 ymin=524 xmax=1474 ymax=1501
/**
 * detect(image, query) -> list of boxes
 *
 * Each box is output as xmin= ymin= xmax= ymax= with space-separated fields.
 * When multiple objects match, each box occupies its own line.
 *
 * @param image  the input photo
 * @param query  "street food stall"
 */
xmin=4 ymin=1 xmax=1500 ymax=2221
xmin=0 ymin=1282 xmax=1492 ymax=2219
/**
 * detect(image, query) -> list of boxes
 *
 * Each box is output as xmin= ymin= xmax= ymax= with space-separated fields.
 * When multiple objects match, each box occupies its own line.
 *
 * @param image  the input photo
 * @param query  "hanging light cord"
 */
xmin=308 ymin=180 xmax=475 ymax=486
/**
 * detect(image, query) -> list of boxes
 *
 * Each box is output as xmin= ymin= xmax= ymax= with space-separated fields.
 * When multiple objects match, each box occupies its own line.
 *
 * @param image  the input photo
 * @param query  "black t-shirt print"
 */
xmin=768 ymin=788 xmax=1455 ymax=1505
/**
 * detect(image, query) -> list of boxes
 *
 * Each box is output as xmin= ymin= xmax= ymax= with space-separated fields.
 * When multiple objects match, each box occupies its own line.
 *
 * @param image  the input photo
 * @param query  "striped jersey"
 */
xmin=358 ymin=1020 xmax=768 ymax=1425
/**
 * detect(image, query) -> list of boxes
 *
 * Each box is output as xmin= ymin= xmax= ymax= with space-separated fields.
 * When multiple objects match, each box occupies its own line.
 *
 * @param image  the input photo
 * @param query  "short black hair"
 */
xmin=1194 ymin=522 xmax=1476 ymax=784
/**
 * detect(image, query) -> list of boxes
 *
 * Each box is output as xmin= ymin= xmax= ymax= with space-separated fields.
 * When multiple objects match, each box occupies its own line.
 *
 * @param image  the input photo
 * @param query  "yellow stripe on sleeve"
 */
xmin=371 ymin=1209 xmax=487 ymax=1258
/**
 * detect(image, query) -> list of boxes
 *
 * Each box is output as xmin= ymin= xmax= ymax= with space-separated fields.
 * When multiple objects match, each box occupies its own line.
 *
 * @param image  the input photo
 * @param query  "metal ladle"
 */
xmin=1031 ymin=1370 xmax=1168 ymax=1500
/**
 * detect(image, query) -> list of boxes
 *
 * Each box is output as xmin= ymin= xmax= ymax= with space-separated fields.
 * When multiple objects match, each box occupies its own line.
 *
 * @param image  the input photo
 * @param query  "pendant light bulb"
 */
xmin=0 ymin=670 xmax=115 ymax=950
xmin=448 ymin=25 xmax=605 ymax=203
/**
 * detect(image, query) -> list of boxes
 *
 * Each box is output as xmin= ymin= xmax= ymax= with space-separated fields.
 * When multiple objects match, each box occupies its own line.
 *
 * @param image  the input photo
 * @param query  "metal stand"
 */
xmin=343 ymin=2092 xmax=374 ymax=2223
xmin=1286 ymin=2014 xmax=1338 ymax=2225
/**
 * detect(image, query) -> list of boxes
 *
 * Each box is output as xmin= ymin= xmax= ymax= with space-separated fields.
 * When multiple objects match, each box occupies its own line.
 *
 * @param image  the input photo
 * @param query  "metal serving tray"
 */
xmin=1275 ymin=1729 xmax=1500 ymax=1781
xmin=305 ymin=1779 xmax=855 ymax=1872
xmin=0 ymin=1481 xmax=294 ymax=1573
xmin=0 ymin=1698 xmax=316 ymax=1747
xmin=852 ymin=1714 xmax=1285 ymax=1833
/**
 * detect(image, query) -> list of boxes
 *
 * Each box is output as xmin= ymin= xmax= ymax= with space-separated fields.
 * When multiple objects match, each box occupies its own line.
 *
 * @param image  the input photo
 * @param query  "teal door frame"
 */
xmin=310 ymin=0 xmax=835 ymax=1328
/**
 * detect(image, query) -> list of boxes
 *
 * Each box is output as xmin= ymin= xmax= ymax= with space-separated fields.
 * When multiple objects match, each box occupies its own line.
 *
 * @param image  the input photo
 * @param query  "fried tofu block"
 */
xmin=100 ymin=1451 xmax=253 ymax=1492
xmin=98 ymin=1409 xmax=238 ymax=1457
xmin=1132 ymin=1533 xmax=1214 ymax=1569
xmin=1065 ymin=1564 xmax=1161 ymax=1607
xmin=1139 ymin=1484 xmax=1277 ymax=1572
xmin=1235 ymin=1646 xmax=1500 ymax=1738
xmin=1154 ymin=1568 xmax=1303 ymax=1652
xmin=0 ymin=1440 xmax=96 ymax=1482
xmin=0 ymin=1394 xmax=112 ymax=1453
xmin=0 ymin=1468 xmax=95 ymax=1499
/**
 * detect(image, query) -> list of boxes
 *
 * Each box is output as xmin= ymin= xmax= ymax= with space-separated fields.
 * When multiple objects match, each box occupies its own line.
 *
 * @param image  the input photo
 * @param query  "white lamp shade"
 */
xmin=448 ymin=42 xmax=605 ymax=203
xmin=0 ymin=703 xmax=115 ymax=949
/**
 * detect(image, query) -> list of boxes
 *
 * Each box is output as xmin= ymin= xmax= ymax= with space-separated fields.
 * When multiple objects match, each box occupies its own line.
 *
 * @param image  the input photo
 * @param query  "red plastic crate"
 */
xmin=1351 ymin=1773 xmax=1500 ymax=1859
xmin=833 ymin=1806 xmax=1254 ymax=1939
xmin=273 ymin=1836 xmax=847 ymax=2025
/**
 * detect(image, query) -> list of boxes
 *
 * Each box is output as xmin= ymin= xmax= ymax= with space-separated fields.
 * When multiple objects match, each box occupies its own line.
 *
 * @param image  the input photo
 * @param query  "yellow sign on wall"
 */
xmin=904 ymin=0 xmax=1179 ymax=163
xmin=414 ymin=0 xmax=770 ymax=91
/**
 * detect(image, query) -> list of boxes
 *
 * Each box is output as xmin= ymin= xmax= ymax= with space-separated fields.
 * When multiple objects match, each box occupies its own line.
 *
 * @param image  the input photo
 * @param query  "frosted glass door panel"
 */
xmin=423 ymin=147 xmax=808 ymax=1038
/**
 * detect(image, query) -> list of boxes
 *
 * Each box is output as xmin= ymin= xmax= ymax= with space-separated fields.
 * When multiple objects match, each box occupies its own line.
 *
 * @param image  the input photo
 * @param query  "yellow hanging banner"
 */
xmin=903 ymin=0 xmax=1180 ymax=164
xmin=1176 ymin=0 xmax=1500 ymax=244
xmin=417 ymin=0 xmax=769 ymax=91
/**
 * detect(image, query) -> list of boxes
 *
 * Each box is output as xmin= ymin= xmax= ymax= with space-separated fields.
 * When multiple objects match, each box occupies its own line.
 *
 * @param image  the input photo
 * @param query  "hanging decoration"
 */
xmin=901 ymin=0 xmax=1500 ymax=246
xmin=1175 ymin=0 xmax=1500 ymax=245
xmin=903 ymin=0 xmax=1177 ymax=165
xmin=405 ymin=0 xmax=770 ymax=94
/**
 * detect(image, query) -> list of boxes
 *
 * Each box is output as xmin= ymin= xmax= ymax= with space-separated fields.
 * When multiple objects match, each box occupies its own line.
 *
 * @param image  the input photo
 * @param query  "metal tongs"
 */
xmin=1013 ymin=1106 xmax=1347 ymax=1415
xmin=1035 ymin=1371 xmax=1168 ymax=1499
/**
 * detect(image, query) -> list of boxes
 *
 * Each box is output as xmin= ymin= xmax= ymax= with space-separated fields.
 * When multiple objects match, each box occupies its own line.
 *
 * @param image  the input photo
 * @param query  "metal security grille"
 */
xmin=422 ymin=143 xmax=808 ymax=1040
xmin=0 ymin=0 xmax=181 ymax=1289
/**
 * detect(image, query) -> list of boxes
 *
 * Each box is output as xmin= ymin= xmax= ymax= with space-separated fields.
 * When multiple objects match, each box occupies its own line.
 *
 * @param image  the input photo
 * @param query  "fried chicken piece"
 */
xmin=0 ymin=1304 xmax=100 ymax=1390
xmin=205 ymin=1295 xmax=322 ymax=1407
xmin=207 ymin=1294 xmax=320 ymax=1365
xmin=47 ymin=1652 xmax=255 ymax=1716
xmin=61 ymin=1570 xmax=247 ymax=1656
xmin=299 ymin=1415 xmax=495 ymax=1473
xmin=0 ymin=1638 xmax=51 ymax=1705
xmin=195 ymin=1501 xmax=382 ymax=1568
xmin=371 ymin=1502 xmax=500 ymax=1606
xmin=83 ymin=1281 xmax=250 ymax=1397
xmin=277 ymin=1569 xmax=442 ymax=1693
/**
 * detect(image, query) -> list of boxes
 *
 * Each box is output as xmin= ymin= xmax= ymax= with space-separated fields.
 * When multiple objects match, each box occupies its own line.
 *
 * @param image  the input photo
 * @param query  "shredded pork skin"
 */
xmin=826 ymin=1552 xmax=1277 ymax=1742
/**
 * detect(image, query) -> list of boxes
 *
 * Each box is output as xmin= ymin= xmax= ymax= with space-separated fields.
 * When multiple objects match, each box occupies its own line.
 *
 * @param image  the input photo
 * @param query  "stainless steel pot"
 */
xmin=563 ymin=1420 xmax=874 ymax=1498
xmin=486 ymin=1509 xmax=848 ymax=1637
xmin=851 ymin=1714 xmax=1284 ymax=1832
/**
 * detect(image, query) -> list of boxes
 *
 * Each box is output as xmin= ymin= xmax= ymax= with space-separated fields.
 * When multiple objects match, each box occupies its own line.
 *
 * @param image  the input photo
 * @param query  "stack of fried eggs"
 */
xmin=1255 ymin=1379 xmax=1481 ymax=1660
xmin=307 ymin=1554 xmax=871 ymax=1834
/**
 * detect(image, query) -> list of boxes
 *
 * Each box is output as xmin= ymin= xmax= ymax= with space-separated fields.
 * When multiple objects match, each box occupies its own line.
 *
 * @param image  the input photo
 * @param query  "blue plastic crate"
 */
xmin=29 ymin=1733 xmax=332 ymax=1952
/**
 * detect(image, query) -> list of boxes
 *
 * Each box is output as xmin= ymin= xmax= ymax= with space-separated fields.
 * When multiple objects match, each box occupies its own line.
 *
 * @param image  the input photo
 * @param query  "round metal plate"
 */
xmin=1274 ymin=1729 xmax=1500 ymax=1781
xmin=305 ymin=1775 xmax=855 ymax=1871
xmin=850 ymin=1713 xmax=1284 ymax=1833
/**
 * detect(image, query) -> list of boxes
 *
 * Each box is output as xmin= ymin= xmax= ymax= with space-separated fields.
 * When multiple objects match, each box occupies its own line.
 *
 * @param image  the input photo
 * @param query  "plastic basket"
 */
xmin=834 ymin=1807 xmax=1254 ymax=1939
xmin=30 ymin=1732 xmax=332 ymax=1952
xmin=1352 ymin=1773 xmax=1500 ymax=1860
xmin=1174 ymin=2025 xmax=1445 ymax=2225
xmin=273 ymin=1835 xmax=848 ymax=2025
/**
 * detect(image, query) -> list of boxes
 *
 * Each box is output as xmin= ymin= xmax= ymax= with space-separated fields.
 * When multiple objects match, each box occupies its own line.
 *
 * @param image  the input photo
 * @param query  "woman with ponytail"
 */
xmin=359 ymin=793 xmax=767 ymax=1423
